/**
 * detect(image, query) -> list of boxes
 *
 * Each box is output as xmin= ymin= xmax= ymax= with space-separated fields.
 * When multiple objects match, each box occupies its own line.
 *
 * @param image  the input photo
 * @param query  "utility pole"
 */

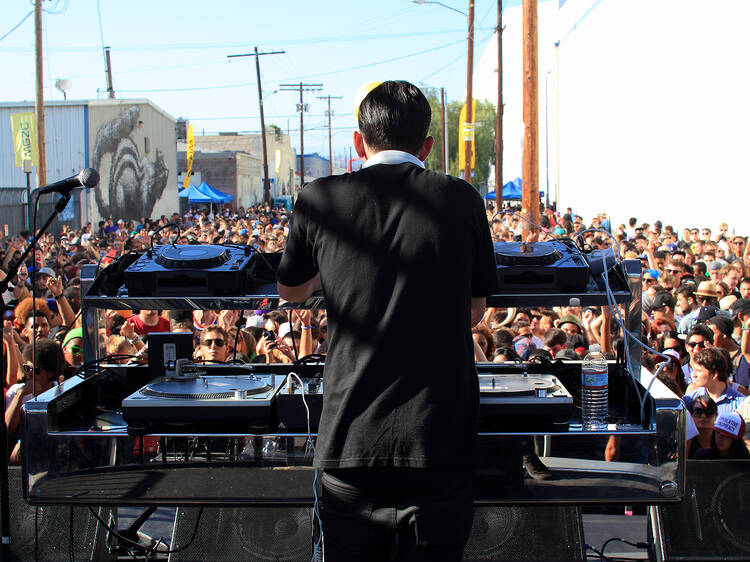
xmin=495 ymin=0 xmax=504 ymax=207
xmin=228 ymin=47 xmax=285 ymax=204
xmin=317 ymin=94 xmax=342 ymax=175
xmin=464 ymin=0 xmax=475 ymax=184
xmin=440 ymin=88 xmax=447 ymax=173
xmin=104 ymin=46 xmax=115 ymax=99
xmin=34 ymin=0 xmax=46 ymax=187
xmin=280 ymin=82 xmax=322 ymax=186
xmin=522 ymin=0 xmax=540 ymax=238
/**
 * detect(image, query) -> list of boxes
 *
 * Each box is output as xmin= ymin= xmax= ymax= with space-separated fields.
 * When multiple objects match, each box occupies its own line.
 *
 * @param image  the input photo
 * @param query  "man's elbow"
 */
xmin=277 ymin=282 xmax=311 ymax=303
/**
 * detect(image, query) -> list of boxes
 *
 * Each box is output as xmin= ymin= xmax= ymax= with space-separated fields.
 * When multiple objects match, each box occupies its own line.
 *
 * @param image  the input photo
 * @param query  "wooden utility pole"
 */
xmin=463 ymin=0 xmax=475 ymax=184
xmin=317 ymin=94 xmax=342 ymax=175
xmin=34 ymin=0 xmax=46 ymax=186
xmin=280 ymin=82 xmax=322 ymax=186
xmin=104 ymin=46 xmax=115 ymax=99
xmin=522 ymin=0 xmax=540 ymax=238
xmin=440 ymin=88 xmax=447 ymax=173
xmin=495 ymin=0 xmax=503 ymax=207
xmin=228 ymin=47 xmax=285 ymax=204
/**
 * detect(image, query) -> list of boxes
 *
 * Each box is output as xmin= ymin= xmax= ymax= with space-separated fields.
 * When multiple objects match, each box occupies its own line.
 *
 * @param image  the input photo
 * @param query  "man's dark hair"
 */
xmin=693 ymin=347 xmax=730 ymax=382
xmin=22 ymin=338 xmax=63 ymax=375
xmin=628 ymin=217 xmax=637 ymax=227
xmin=544 ymin=328 xmax=567 ymax=349
xmin=675 ymin=284 xmax=696 ymax=301
xmin=687 ymin=324 xmax=713 ymax=343
xmin=358 ymin=81 xmax=431 ymax=155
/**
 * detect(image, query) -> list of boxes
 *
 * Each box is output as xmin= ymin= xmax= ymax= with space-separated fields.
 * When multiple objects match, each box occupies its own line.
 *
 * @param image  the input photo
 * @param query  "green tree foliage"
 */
xmin=421 ymin=87 xmax=496 ymax=187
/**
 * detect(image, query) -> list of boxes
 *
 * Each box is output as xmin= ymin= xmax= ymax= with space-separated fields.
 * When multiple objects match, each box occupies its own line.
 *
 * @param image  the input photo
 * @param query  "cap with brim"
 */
xmin=696 ymin=305 xmax=720 ymax=323
xmin=556 ymin=314 xmax=583 ymax=329
xmin=708 ymin=261 xmax=723 ymax=271
xmin=38 ymin=267 xmax=56 ymax=277
xmin=694 ymin=281 xmax=722 ymax=298
xmin=652 ymin=292 xmax=675 ymax=309
xmin=730 ymin=298 xmax=750 ymax=318
xmin=62 ymin=327 xmax=83 ymax=348
xmin=644 ymin=269 xmax=660 ymax=280
xmin=246 ymin=315 xmax=265 ymax=329
xmin=713 ymin=411 xmax=745 ymax=440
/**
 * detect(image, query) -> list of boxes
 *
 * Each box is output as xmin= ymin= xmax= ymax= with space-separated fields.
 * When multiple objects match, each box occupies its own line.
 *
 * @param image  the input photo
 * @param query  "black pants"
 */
xmin=320 ymin=468 xmax=475 ymax=562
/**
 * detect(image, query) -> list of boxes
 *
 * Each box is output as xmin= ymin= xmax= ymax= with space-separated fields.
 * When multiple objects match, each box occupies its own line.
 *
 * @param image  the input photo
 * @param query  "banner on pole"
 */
xmin=182 ymin=124 xmax=194 ymax=190
xmin=10 ymin=112 xmax=38 ymax=168
xmin=458 ymin=101 xmax=476 ymax=171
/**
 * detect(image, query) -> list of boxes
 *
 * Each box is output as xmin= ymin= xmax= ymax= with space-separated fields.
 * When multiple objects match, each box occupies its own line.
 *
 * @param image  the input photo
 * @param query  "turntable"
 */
xmin=122 ymin=373 xmax=284 ymax=429
xmin=494 ymin=240 xmax=590 ymax=292
xmin=124 ymin=244 xmax=255 ymax=297
xmin=478 ymin=373 xmax=573 ymax=428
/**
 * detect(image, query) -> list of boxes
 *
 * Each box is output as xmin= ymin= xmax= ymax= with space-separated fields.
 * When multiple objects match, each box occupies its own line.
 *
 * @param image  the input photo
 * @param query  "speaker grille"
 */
xmin=653 ymin=460 xmax=750 ymax=561
xmin=2 ymin=467 xmax=113 ymax=561
xmin=170 ymin=506 xmax=313 ymax=561
xmin=463 ymin=506 xmax=585 ymax=561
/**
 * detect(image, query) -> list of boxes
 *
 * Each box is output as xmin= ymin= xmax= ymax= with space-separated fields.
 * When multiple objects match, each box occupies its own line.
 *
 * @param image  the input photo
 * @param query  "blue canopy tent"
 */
xmin=196 ymin=181 xmax=233 ymax=204
xmin=178 ymin=184 xmax=214 ymax=203
xmin=484 ymin=178 xmax=543 ymax=200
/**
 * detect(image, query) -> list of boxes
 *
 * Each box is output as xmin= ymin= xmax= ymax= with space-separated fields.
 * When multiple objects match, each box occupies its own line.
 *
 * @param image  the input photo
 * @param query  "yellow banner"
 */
xmin=183 ymin=124 xmax=194 ymax=189
xmin=10 ymin=112 xmax=38 ymax=167
xmin=274 ymin=149 xmax=281 ymax=175
xmin=458 ymin=101 xmax=476 ymax=171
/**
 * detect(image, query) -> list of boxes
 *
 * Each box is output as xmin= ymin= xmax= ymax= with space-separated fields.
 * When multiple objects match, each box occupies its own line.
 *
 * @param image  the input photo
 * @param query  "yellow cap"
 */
xmin=353 ymin=81 xmax=383 ymax=120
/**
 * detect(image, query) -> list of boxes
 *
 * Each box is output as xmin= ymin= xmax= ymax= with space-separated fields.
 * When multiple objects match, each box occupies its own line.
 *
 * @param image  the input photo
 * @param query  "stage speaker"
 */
xmin=649 ymin=459 xmax=750 ymax=561
xmin=169 ymin=506 xmax=313 ymax=561
xmin=1 ymin=466 xmax=114 ymax=561
xmin=463 ymin=506 xmax=585 ymax=561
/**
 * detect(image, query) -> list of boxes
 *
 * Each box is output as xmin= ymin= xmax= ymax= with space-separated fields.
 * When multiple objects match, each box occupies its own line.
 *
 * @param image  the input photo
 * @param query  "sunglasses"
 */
xmin=664 ymin=346 xmax=682 ymax=353
xmin=666 ymin=269 xmax=681 ymax=274
xmin=686 ymin=340 xmax=708 ymax=348
xmin=66 ymin=345 xmax=82 ymax=356
xmin=202 ymin=338 xmax=225 ymax=347
xmin=22 ymin=364 xmax=41 ymax=375
xmin=691 ymin=407 xmax=715 ymax=417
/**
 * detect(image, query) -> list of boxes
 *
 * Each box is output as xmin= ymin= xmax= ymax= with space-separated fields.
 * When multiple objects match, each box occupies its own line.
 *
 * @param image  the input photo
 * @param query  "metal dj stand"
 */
xmin=19 ymin=253 xmax=687 ymax=511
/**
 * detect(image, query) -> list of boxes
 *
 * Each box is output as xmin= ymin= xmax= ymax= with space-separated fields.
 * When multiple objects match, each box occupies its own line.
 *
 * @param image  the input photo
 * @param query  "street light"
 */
xmin=412 ymin=0 xmax=474 ymax=184
xmin=411 ymin=0 xmax=467 ymax=17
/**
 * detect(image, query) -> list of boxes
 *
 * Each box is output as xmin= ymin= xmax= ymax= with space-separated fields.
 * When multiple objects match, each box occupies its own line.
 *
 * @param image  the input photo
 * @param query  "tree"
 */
xmin=421 ymin=87 xmax=496 ymax=188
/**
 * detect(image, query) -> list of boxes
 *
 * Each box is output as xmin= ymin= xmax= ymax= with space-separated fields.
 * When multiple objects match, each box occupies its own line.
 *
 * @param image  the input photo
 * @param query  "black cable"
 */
xmin=149 ymin=223 xmax=182 ymax=249
xmin=69 ymin=505 xmax=74 ymax=562
xmin=34 ymin=506 xmax=39 ymax=562
xmin=601 ymin=537 xmax=649 ymax=561
xmin=86 ymin=506 xmax=204 ymax=555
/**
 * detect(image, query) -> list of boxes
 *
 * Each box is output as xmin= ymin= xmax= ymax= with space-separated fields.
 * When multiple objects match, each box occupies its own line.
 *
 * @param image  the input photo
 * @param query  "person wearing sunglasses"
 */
xmin=693 ymin=410 xmax=750 ymax=460
xmin=687 ymin=394 xmax=717 ymax=458
xmin=6 ymin=339 xmax=62 ymax=464
xmin=682 ymin=324 xmax=714 ymax=384
xmin=62 ymin=327 xmax=84 ymax=371
xmin=685 ymin=347 xmax=745 ymax=416
xmin=198 ymin=325 xmax=229 ymax=363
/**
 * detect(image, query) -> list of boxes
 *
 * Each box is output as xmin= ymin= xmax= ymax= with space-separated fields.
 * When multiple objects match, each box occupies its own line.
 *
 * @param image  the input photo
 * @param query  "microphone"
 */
xmin=37 ymin=168 xmax=99 ymax=196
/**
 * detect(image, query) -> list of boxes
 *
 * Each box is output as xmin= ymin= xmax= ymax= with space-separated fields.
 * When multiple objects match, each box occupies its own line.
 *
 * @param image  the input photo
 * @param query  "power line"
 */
xmin=0 ymin=10 xmax=33 ymax=43
xmin=280 ymin=83 xmax=323 ymax=184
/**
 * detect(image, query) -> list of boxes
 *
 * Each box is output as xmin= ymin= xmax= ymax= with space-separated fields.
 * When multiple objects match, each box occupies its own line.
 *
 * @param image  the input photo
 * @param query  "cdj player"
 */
xmin=494 ymin=240 xmax=590 ymax=292
xmin=124 ymin=244 xmax=255 ymax=297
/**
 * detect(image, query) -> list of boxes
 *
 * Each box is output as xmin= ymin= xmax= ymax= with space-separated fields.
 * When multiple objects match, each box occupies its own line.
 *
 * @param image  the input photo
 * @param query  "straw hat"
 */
xmin=694 ymin=281 xmax=721 ymax=298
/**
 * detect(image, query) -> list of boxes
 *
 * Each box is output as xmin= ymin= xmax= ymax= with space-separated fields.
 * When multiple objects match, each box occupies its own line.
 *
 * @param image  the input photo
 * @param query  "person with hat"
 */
xmin=678 ymin=280 xmax=730 ymax=334
xmin=693 ymin=411 xmax=750 ymax=459
xmin=276 ymin=80 xmax=498 ymax=560
xmin=61 ymin=326 xmax=84 ymax=375
xmin=556 ymin=314 xmax=583 ymax=337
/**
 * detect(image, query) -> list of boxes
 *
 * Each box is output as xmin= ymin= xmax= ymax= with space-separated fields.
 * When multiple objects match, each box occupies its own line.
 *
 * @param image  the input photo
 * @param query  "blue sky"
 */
xmin=2 ymin=0 xmax=522 ymax=163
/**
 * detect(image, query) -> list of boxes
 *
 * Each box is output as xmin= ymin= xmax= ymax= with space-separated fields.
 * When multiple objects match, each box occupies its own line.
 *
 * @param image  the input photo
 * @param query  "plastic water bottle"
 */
xmin=581 ymin=344 xmax=608 ymax=430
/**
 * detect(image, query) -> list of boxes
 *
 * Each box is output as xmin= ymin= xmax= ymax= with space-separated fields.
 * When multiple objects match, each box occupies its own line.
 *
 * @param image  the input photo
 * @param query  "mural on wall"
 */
xmin=92 ymin=106 xmax=169 ymax=220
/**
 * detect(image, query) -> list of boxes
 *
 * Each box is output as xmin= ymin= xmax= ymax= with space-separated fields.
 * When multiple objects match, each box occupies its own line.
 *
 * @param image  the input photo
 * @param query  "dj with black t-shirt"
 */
xmin=277 ymin=80 xmax=498 ymax=561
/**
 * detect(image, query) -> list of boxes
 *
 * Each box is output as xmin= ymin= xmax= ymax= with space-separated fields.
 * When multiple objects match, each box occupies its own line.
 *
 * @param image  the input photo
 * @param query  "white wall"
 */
xmin=475 ymin=0 xmax=750 ymax=234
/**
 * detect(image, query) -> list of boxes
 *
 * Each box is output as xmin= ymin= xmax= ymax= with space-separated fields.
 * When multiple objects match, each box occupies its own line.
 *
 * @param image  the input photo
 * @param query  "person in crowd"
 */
xmin=557 ymin=314 xmax=584 ymax=337
xmin=682 ymin=324 xmax=714 ymax=384
xmin=685 ymin=347 xmax=745 ymax=415
xmin=678 ymin=281 xmax=727 ymax=334
xmin=196 ymin=325 xmax=230 ymax=363
xmin=693 ymin=411 xmax=750 ymax=459
xmin=125 ymin=309 xmax=170 ymax=337
xmin=687 ymin=394 xmax=717 ymax=458
xmin=61 ymin=327 xmax=84 ymax=373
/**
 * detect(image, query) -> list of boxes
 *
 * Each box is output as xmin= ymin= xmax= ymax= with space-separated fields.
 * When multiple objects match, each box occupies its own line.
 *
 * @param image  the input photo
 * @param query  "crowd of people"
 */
xmin=2 ymin=202 xmax=750 ymax=463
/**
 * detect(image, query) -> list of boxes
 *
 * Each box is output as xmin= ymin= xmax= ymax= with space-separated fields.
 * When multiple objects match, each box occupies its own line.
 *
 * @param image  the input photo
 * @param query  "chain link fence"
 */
xmin=0 ymin=187 xmax=82 ymax=239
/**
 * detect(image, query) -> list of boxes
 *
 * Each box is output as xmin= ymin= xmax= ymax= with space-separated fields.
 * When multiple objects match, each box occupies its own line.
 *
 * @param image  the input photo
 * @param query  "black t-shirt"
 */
xmin=277 ymin=162 xmax=498 ymax=469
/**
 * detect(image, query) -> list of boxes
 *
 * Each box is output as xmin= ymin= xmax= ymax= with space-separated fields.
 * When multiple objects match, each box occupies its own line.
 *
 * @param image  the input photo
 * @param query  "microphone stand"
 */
xmin=0 ymin=192 xmax=71 ymax=559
